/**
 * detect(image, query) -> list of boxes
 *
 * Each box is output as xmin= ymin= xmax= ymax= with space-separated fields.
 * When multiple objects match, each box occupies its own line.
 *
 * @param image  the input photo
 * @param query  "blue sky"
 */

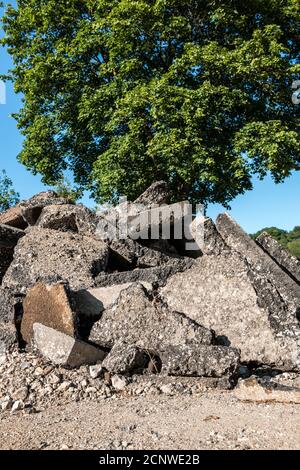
xmin=0 ymin=3 xmax=299 ymax=234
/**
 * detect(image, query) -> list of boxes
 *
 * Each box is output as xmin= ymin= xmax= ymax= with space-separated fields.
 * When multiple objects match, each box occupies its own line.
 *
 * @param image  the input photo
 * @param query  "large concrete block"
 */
xmin=33 ymin=323 xmax=106 ymax=368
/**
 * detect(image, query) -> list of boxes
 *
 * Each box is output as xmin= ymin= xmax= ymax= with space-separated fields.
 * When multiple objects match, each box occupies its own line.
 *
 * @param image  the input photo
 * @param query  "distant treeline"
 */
xmin=252 ymin=227 xmax=300 ymax=260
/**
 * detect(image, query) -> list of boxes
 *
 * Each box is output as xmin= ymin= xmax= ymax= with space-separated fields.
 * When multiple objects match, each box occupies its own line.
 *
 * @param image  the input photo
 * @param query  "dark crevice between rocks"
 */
xmin=14 ymin=300 xmax=26 ymax=350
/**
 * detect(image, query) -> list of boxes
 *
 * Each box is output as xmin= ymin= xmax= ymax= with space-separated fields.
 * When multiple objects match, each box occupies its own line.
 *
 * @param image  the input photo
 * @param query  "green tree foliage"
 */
xmin=2 ymin=1 xmax=300 ymax=206
xmin=252 ymin=226 xmax=300 ymax=259
xmin=0 ymin=170 xmax=20 ymax=212
xmin=53 ymin=178 xmax=83 ymax=203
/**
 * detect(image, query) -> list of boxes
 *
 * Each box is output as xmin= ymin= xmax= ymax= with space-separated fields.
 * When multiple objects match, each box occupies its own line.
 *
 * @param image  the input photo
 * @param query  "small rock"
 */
xmin=111 ymin=375 xmax=127 ymax=391
xmin=11 ymin=400 xmax=25 ymax=412
xmin=89 ymin=364 xmax=103 ymax=379
xmin=1 ymin=397 xmax=12 ymax=411
xmin=160 ymin=384 xmax=174 ymax=395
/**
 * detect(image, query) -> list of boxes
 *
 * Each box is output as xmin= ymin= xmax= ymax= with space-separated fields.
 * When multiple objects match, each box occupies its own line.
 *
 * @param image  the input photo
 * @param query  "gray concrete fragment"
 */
xmin=36 ymin=204 xmax=97 ymax=235
xmin=161 ymin=251 xmax=300 ymax=369
xmin=33 ymin=323 xmax=106 ymax=368
xmin=2 ymin=227 xmax=109 ymax=291
xmin=256 ymin=232 xmax=300 ymax=285
xmin=95 ymin=259 xmax=195 ymax=288
xmin=89 ymin=283 xmax=213 ymax=351
xmin=102 ymin=343 xmax=148 ymax=375
xmin=160 ymin=344 xmax=240 ymax=378
xmin=0 ymin=224 xmax=25 ymax=282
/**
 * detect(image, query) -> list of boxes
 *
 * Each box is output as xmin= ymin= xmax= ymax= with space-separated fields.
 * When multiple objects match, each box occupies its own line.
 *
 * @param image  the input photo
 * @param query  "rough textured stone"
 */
xmin=216 ymin=213 xmax=300 ymax=340
xmin=2 ymin=227 xmax=109 ymax=291
xmin=75 ymin=282 xmax=153 ymax=318
xmin=89 ymin=283 xmax=213 ymax=351
xmin=33 ymin=323 xmax=106 ymax=368
xmin=160 ymin=344 xmax=240 ymax=378
xmin=134 ymin=181 xmax=170 ymax=207
xmin=257 ymin=231 xmax=300 ymax=285
xmin=95 ymin=259 xmax=195 ymax=288
xmin=111 ymin=375 xmax=128 ymax=391
xmin=188 ymin=217 xmax=228 ymax=256
xmin=0 ymin=206 xmax=27 ymax=230
xmin=108 ymin=238 xmax=182 ymax=270
xmin=36 ymin=204 xmax=96 ymax=235
xmin=21 ymin=283 xmax=78 ymax=345
xmin=234 ymin=376 xmax=300 ymax=404
xmin=0 ymin=224 xmax=25 ymax=282
xmin=19 ymin=191 xmax=73 ymax=226
xmin=0 ymin=287 xmax=24 ymax=351
xmin=161 ymin=251 xmax=300 ymax=369
xmin=102 ymin=343 xmax=148 ymax=375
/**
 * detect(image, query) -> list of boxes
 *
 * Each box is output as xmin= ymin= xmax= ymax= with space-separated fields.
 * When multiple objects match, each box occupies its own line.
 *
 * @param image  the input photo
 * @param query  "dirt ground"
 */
xmin=0 ymin=390 xmax=299 ymax=450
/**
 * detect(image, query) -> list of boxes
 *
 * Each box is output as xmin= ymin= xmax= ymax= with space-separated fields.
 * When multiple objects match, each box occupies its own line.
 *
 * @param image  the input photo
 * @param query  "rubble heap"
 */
xmin=0 ymin=182 xmax=300 ymax=411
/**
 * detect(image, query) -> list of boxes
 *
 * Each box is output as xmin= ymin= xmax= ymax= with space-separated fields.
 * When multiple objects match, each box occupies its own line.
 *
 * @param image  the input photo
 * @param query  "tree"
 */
xmin=53 ymin=178 xmax=83 ymax=204
xmin=2 ymin=0 xmax=300 ymax=206
xmin=0 ymin=170 xmax=20 ymax=212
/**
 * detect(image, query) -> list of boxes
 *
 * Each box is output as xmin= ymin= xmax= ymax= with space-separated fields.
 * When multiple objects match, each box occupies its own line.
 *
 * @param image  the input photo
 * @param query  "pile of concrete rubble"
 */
xmin=0 ymin=181 xmax=300 ymax=410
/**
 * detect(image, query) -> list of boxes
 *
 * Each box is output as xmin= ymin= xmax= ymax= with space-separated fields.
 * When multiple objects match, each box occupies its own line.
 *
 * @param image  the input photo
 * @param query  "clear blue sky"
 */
xmin=0 ymin=2 xmax=299 ymax=233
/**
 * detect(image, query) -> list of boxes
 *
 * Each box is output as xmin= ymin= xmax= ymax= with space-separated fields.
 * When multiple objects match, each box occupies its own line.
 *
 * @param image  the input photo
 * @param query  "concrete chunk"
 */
xmin=89 ymin=283 xmax=213 ymax=351
xmin=234 ymin=377 xmax=300 ymax=404
xmin=102 ymin=343 xmax=148 ymax=375
xmin=21 ymin=283 xmax=78 ymax=345
xmin=2 ymin=227 xmax=109 ymax=291
xmin=161 ymin=344 xmax=240 ymax=378
xmin=0 ymin=224 xmax=25 ymax=282
xmin=257 ymin=232 xmax=300 ymax=285
xmin=33 ymin=323 xmax=106 ymax=368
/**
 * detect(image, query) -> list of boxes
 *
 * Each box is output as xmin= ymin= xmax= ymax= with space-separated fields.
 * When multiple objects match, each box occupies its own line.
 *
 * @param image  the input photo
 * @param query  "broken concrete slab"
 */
xmin=95 ymin=258 xmax=195 ymax=288
xmin=19 ymin=191 xmax=73 ymax=226
xmin=133 ymin=181 xmax=170 ymax=207
xmin=0 ymin=224 xmax=25 ymax=282
xmin=187 ymin=217 xmax=228 ymax=256
xmin=160 ymin=344 xmax=240 ymax=378
xmin=0 ymin=286 xmax=24 ymax=351
xmin=0 ymin=206 xmax=27 ymax=230
xmin=216 ymin=213 xmax=300 ymax=340
xmin=256 ymin=232 xmax=300 ymax=285
xmin=102 ymin=343 xmax=148 ymax=375
xmin=108 ymin=238 xmax=185 ymax=271
xmin=21 ymin=283 xmax=78 ymax=345
xmin=234 ymin=376 xmax=300 ymax=404
xmin=2 ymin=227 xmax=109 ymax=291
xmin=33 ymin=323 xmax=106 ymax=368
xmin=89 ymin=283 xmax=213 ymax=351
xmin=36 ymin=204 xmax=97 ymax=235
xmin=161 ymin=251 xmax=300 ymax=369
xmin=74 ymin=281 xmax=153 ymax=318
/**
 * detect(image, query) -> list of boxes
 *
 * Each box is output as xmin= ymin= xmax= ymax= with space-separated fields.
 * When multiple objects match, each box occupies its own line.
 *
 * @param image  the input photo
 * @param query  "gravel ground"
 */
xmin=0 ymin=391 xmax=299 ymax=450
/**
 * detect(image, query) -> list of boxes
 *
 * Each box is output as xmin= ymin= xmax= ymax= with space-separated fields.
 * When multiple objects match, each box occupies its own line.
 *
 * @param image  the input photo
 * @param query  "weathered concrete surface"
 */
xmin=102 ymin=343 xmax=148 ymax=375
xmin=90 ymin=283 xmax=213 ymax=352
xmin=33 ymin=323 xmax=106 ymax=368
xmin=0 ymin=206 xmax=27 ymax=230
xmin=95 ymin=259 xmax=194 ymax=288
xmin=19 ymin=191 xmax=73 ymax=226
xmin=36 ymin=204 xmax=96 ymax=235
xmin=235 ymin=377 xmax=300 ymax=404
xmin=21 ymin=283 xmax=78 ymax=345
xmin=75 ymin=282 xmax=153 ymax=318
xmin=2 ymin=228 xmax=109 ymax=291
xmin=134 ymin=181 xmax=170 ymax=207
xmin=160 ymin=344 xmax=240 ymax=378
xmin=256 ymin=232 xmax=300 ymax=285
xmin=0 ymin=287 xmax=24 ymax=351
xmin=108 ymin=238 xmax=182 ymax=270
xmin=0 ymin=224 xmax=25 ymax=282
xmin=216 ymin=214 xmax=300 ymax=340
xmin=188 ymin=217 xmax=228 ymax=256
xmin=161 ymin=251 xmax=300 ymax=369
